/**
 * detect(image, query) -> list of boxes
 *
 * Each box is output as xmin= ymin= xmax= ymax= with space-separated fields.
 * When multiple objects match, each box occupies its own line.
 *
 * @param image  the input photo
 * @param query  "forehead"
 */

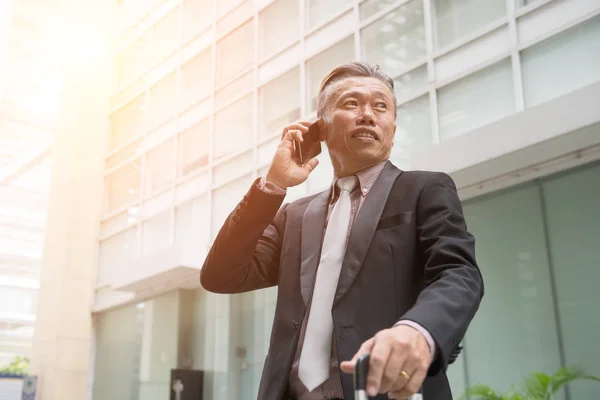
xmin=330 ymin=76 xmax=394 ymax=100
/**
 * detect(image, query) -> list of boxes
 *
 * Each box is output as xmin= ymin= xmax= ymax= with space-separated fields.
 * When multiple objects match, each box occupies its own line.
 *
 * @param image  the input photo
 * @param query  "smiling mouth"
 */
xmin=352 ymin=131 xmax=379 ymax=141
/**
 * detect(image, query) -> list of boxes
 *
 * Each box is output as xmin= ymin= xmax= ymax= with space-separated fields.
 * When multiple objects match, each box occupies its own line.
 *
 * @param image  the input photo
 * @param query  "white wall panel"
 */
xmin=518 ymin=0 xmax=600 ymax=46
xmin=182 ymin=27 xmax=214 ymax=63
xmin=435 ymin=26 xmax=510 ymax=83
xmin=258 ymin=43 xmax=302 ymax=85
xmin=141 ymin=190 xmax=172 ymax=219
xmin=213 ymin=151 xmax=253 ymax=187
xmin=179 ymin=97 xmax=213 ymax=131
xmin=175 ymin=172 xmax=210 ymax=205
xmin=146 ymin=118 xmax=178 ymax=149
xmin=304 ymin=10 xmax=355 ymax=59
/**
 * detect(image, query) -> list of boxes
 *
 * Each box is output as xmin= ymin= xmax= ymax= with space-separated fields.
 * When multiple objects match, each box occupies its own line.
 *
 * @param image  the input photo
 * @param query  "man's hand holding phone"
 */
xmin=265 ymin=120 xmax=321 ymax=190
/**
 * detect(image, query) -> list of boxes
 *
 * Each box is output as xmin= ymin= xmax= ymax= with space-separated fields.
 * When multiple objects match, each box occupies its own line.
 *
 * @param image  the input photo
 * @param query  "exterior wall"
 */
xmin=29 ymin=0 xmax=113 ymax=399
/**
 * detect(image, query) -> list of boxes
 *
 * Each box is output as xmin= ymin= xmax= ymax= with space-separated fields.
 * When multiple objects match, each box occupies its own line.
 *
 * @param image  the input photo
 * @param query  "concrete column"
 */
xmin=30 ymin=1 xmax=113 ymax=399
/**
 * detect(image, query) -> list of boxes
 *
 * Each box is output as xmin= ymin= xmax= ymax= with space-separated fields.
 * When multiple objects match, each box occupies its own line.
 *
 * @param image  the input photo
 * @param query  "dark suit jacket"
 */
xmin=200 ymin=161 xmax=484 ymax=400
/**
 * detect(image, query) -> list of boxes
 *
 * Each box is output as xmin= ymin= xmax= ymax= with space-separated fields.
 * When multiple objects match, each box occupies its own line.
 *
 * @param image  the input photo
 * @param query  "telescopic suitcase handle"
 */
xmin=353 ymin=353 xmax=423 ymax=400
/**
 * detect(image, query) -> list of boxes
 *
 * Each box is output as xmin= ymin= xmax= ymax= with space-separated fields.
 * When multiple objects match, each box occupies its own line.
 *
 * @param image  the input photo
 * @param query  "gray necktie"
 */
xmin=298 ymin=176 xmax=358 ymax=391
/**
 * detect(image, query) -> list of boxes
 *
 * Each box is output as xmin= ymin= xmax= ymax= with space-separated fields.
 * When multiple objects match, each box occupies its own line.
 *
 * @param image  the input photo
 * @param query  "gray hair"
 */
xmin=316 ymin=61 xmax=397 ymax=121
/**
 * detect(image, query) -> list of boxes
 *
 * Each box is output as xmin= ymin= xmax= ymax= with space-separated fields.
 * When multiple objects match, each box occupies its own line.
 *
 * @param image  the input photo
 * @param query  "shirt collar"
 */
xmin=330 ymin=160 xmax=388 ymax=203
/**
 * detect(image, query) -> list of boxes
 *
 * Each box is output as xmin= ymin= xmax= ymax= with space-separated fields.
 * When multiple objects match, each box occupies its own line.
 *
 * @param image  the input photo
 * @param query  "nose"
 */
xmin=357 ymin=106 xmax=376 ymax=126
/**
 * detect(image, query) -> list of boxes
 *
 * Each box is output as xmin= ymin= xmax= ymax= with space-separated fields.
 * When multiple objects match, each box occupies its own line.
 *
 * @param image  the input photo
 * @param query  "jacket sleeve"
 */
xmin=400 ymin=172 xmax=484 ymax=375
xmin=200 ymin=179 xmax=288 ymax=294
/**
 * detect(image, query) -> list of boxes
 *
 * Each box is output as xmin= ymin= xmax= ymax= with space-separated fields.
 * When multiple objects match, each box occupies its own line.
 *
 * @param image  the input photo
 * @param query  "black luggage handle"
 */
xmin=353 ymin=353 xmax=423 ymax=399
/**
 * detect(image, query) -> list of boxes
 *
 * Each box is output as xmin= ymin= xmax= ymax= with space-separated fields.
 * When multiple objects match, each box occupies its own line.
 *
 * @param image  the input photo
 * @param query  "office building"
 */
xmin=0 ymin=0 xmax=57 ymax=369
xmin=28 ymin=0 xmax=600 ymax=399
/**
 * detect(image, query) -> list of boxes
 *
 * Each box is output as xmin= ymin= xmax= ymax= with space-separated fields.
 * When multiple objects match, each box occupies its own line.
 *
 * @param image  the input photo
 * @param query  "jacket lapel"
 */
xmin=300 ymin=189 xmax=331 ymax=305
xmin=334 ymin=161 xmax=402 ymax=306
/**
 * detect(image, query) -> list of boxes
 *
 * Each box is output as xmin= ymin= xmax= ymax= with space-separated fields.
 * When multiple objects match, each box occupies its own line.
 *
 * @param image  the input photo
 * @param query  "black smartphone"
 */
xmin=296 ymin=121 xmax=322 ymax=164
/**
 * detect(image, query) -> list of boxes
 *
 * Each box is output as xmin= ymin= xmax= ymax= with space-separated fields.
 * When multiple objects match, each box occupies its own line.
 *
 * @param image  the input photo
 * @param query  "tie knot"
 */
xmin=336 ymin=176 xmax=358 ymax=193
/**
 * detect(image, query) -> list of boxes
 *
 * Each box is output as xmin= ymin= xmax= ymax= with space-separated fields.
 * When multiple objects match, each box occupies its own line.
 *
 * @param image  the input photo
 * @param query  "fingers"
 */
xmin=367 ymin=330 xmax=410 ymax=396
xmin=281 ymin=121 xmax=311 ymax=140
xmin=302 ymin=157 xmax=319 ymax=174
xmin=340 ymin=338 xmax=374 ymax=374
xmin=388 ymin=367 xmax=426 ymax=399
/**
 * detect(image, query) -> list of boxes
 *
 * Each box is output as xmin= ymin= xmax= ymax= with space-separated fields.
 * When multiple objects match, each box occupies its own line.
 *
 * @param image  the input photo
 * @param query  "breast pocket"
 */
xmin=376 ymin=211 xmax=414 ymax=231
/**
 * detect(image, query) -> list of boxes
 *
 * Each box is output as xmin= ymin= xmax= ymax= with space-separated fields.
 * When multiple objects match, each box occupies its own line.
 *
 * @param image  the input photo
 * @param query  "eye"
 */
xmin=344 ymin=99 xmax=358 ymax=106
xmin=375 ymin=102 xmax=387 ymax=109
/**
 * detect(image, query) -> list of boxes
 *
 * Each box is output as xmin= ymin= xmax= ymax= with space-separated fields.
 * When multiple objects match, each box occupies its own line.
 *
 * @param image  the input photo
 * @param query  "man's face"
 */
xmin=320 ymin=76 xmax=396 ymax=176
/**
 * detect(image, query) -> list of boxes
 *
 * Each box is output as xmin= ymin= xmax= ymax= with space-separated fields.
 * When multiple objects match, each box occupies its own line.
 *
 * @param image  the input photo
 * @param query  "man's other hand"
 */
xmin=265 ymin=121 xmax=319 ymax=189
xmin=340 ymin=325 xmax=431 ymax=399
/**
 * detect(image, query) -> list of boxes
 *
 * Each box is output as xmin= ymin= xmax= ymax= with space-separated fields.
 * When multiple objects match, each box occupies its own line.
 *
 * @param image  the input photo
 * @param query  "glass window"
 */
xmin=259 ymin=0 xmax=300 ymax=59
xmin=462 ymin=183 xmax=562 ymax=394
xmin=214 ymin=95 xmax=253 ymax=161
xmin=391 ymin=95 xmax=432 ymax=169
xmin=148 ymin=72 xmax=178 ymax=130
xmin=92 ymin=292 xmax=179 ymax=400
xmin=305 ymin=0 xmax=349 ymax=29
xmin=0 ymin=287 xmax=37 ymax=315
xmin=97 ymin=226 xmax=139 ymax=286
xmin=144 ymin=139 xmax=176 ymax=195
xmin=521 ymin=15 xmax=600 ymax=107
xmin=218 ymin=0 xmax=244 ymax=17
xmin=438 ymin=59 xmax=514 ymax=141
xmin=142 ymin=210 xmax=172 ymax=255
xmin=105 ymin=160 xmax=142 ymax=213
xmin=183 ymin=0 xmax=213 ymax=43
xmin=109 ymin=95 xmax=145 ymax=152
xmin=212 ymin=175 xmax=254 ymax=239
xmin=216 ymin=20 xmax=254 ymax=86
xmin=393 ymin=65 xmax=428 ymax=101
xmin=259 ymin=68 xmax=301 ymax=140
xmin=306 ymin=36 xmax=355 ymax=112
xmin=361 ymin=0 xmax=426 ymax=76
xmin=215 ymin=71 xmax=253 ymax=110
xmin=151 ymin=7 xmax=180 ymax=65
xmin=179 ymin=119 xmax=210 ymax=177
xmin=542 ymin=162 xmax=600 ymax=399
xmin=175 ymin=195 xmax=210 ymax=253
xmin=359 ymin=0 xmax=398 ymax=21
xmin=106 ymin=138 xmax=143 ymax=169
xmin=181 ymin=48 xmax=213 ymax=110
xmin=116 ymin=33 xmax=149 ymax=87
xmin=432 ymin=0 xmax=506 ymax=50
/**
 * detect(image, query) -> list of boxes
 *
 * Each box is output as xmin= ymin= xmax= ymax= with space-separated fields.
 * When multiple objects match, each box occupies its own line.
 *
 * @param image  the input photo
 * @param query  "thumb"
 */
xmin=340 ymin=338 xmax=374 ymax=374
xmin=302 ymin=157 xmax=319 ymax=173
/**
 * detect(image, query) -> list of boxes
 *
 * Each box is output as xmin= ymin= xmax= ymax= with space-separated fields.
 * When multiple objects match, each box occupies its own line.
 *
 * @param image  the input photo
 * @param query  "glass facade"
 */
xmin=94 ymin=0 xmax=600 ymax=398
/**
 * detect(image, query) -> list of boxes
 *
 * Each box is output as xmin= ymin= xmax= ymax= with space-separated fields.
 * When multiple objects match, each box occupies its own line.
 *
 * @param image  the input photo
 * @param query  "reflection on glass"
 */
xmin=305 ymin=0 xmax=350 ymax=29
xmin=462 ymin=183 xmax=561 ymax=394
xmin=92 ymin=292 xmax=179 ymax=400
xmin=392 ymin=95 xmax=432 ymax=169
xmin=521 ymin=14 xmax=600 ymax=107
xmin=181 ymin=48 xmax=213 ymax=110
xmin=183 ymin=0 xmax=213 ymax=43
xmin=216 ymin=21 xmax=254 ymax=86
xmin=259 ymin=68 xmax=301 ymax=140
xmin=144 ymin=139 xmax=176 ymax=195
xmin=105 ymin=159 xmax=142 ymax=212
xmin=148 ymin=72 xmax=178 ymax=129
xmin=361 ymin=0 xmax=426 ymax=76
xmin=359 ymin=0 xmax=398 ymax=21
xmin=305 ymin=36 xmax=355 ymax=112
xmin=432 ymin=0 xmax=506 ymax=50
xmin=260 ymin=0 xmax=300 ymax=59
xmin=214 ymin=95 xmax=253 ymax=161
xmin=109 ymin=95 xmax=145 ymax=152
xmin=393 ymin=65 xmax=428 ymax=102
xmin=438 ymin=59 xmax=514 ymax=141
xmin=179 ymin=119 xmax=210 ymax=177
